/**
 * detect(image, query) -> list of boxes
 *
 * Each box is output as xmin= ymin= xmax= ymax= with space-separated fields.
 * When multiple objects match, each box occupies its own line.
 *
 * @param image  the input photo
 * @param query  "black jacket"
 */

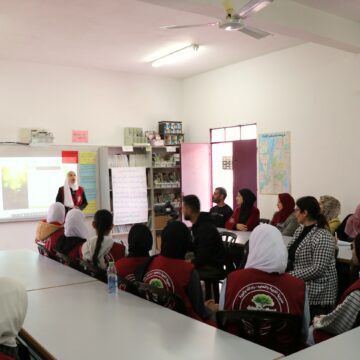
xmin=191 ymin=212 xmax=226 ymax=269
xmin=55 ymin=235 xmax=85 ymax=255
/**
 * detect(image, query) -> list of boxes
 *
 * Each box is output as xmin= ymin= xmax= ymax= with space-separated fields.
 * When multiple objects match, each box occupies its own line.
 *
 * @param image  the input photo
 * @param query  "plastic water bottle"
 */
xmin=107 ymin=261 xmax=118 ymax=294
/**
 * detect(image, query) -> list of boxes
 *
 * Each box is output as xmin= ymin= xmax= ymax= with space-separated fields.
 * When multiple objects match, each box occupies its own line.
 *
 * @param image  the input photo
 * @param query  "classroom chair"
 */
xmin=78 ymin=259 xmax=107 ymax=282
xmin=55 ymin=251 xmax=82 ymax=272
xmin=216 ymin=310 xmax=303 ymax=355
xmin=202 ymin=231 xmax=238 ymax=303
xmin=260 ymin=218 xmax=270 ymax=224
xmin=109 ymin=242 xmax=126 ymax=262
xmin=133 ymin=281 xmax=187 ymax=315
xmin=36 ymin=242 xmax=56 ymax=260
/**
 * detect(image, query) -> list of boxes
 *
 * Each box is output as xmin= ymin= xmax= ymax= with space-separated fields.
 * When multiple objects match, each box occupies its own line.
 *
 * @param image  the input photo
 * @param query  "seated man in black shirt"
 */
xmin=209 ymin=187 xmax=233 ymax=228
xmin=183 ymin=195 xmax=226 ymax=300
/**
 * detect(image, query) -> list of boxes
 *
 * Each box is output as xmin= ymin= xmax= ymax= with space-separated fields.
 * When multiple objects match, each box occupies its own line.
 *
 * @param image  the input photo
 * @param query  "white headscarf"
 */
xmin=46 ymin=202 xmax=66 ymax=224
xmin=245 ymin=224 xmax=288 ymax=274
xmin=64 ymin=209 xmax=88 ymax=239
xmin=64 ymin=171 xmax=79 ymax=208
xmin=0 ymin=277 xmax=28 ymax=347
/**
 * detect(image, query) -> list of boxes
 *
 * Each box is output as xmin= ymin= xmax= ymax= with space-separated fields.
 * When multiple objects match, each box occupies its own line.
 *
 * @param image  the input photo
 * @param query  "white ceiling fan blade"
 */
xmin=237 ymin=0 xmax=273 ymax=19
xmin=161 ymin=22 xmax=218 ymax=30
xmin=238 ymin=25 xmax=272 ymax=39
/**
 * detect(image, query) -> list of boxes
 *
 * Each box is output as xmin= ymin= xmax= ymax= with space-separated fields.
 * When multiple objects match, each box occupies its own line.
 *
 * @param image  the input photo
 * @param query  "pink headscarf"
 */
xmin=345 ymin=204 xmax=360 ymax=238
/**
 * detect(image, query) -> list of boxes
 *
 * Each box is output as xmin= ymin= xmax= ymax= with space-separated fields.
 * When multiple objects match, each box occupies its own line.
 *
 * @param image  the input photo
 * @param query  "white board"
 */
xmin=111 ymin=167 xmax=148 ymax=225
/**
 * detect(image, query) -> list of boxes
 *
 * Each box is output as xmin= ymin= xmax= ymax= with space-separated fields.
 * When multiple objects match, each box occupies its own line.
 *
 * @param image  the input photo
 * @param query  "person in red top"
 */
xmin=142 ymin=221 xmax=211 ymax=322
xmin=116 ymin=224 xmax=153 ymax=283
xmin=0 ymin=278 xmax=27 ymax=360
xmin=307 ymin=234 xmax=360 ymax=345
xmin=56 ymin=171 xmax=88 ymax=213
xmin=206 ymin=224 xmax=310 ymax=342
xmin=35 ymin=202 xmax=66 ymax=256
xmin=225 ymin=188 xmax=260 ymax=231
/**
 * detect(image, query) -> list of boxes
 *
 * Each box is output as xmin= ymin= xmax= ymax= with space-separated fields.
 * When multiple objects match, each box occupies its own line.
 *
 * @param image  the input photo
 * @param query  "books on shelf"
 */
xmin=152 ymin=153 xmax=180 ymax=168
xmin=108 ymin=154 xmax=151 ymax=168
xmin=129 ymin=154 xmax=151 ymax=167
xmin=108 ymin=154 xmax=129 ymax=168
xmin=154 ymin=171 xmax=180 ymax=188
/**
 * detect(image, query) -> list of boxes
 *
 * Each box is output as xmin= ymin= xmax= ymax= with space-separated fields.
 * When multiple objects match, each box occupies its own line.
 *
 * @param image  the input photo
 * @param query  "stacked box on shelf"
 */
xmin=124 ymin=127 xmax=149 ymax=145
xmin=158 ymin=121 xmax=184 ymax=146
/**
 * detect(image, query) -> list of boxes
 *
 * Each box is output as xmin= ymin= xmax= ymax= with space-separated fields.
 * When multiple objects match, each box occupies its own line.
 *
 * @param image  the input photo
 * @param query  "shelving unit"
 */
xmin=152 ymin=146 xmax=182 ymax=249
xmin=99 ymin=145 xmax=182 ymax=251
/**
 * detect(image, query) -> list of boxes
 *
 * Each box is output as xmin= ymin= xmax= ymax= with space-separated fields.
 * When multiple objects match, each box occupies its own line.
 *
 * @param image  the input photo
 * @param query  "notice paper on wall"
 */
xmin=79 ymin=151 xmax=97 ymax=215
xmin=72 ymin=130 xmax=88 ymax=143
xmin=111 ymin=167 xmax=148 ymax=225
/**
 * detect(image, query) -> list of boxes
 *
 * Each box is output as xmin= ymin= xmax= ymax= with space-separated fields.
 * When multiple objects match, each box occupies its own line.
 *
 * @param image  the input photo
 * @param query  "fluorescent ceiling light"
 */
xmin=151 ymin=44 xmax=199 ymax=68
xmin=238 ymin=0 xmax=273 ymax=18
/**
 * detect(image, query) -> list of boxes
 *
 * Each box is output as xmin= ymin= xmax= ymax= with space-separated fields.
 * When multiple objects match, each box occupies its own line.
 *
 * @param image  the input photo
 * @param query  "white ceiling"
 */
xmin=294 ymin=0 xmax=360 ymax=22
xmin=0 ymin=0 xmax=359 ymax=79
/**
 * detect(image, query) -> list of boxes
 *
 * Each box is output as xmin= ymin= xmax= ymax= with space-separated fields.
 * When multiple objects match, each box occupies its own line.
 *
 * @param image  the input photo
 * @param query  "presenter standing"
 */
xmin=56 ymin=171 xmax=88 ymax=213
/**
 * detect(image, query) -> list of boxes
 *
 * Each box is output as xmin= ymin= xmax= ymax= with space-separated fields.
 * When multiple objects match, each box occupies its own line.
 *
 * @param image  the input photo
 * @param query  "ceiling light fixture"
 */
xmin=151 ymin=43 xmax=199 ymax=68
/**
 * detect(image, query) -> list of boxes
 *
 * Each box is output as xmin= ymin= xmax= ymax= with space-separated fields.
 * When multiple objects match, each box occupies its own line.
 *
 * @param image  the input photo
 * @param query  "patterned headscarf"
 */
xmin=319 ymin=195 xmax=341 ymax=222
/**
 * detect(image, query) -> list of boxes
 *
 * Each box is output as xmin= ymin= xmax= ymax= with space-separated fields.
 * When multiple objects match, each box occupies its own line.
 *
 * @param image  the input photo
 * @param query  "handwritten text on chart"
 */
xmin=111 ymin=167 xmax=148 ymax=225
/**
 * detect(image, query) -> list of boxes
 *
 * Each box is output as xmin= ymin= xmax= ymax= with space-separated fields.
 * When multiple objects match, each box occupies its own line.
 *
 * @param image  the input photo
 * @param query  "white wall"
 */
xmin=183 ymin=43 xmax=360 ymax=219
xmin=0 ymin=60 xmax=183 ymax=249
xmin=0 ymin=60 xmax=183 ymax=145
xmin=2 ymin=43 xmax=360 ymax=248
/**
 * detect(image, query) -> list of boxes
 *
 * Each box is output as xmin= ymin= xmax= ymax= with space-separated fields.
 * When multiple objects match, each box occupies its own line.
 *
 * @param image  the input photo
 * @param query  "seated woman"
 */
xmin=0 ymin=277 xmax=27 ymax=360
xmin=319 ymin=195 xmax=341 ymax=235
xmin=35 ymin=202 xmax=66 ymax=256
xmin=141 ymin=221 xmax=211 ymax=322
xmin=271 ymin=193 xmax=298 ymax=236
xmin=81 ymin=209 xmax=119 ymax=270
xmin=225 ymin=188 xmax=259 ymax=231
xmin=307 ymin=234 xmax=360 ymax=345
xmin=206 ymin=224 xmax=309 ymax=342
xmin=345 ymin=204 xmax=360 ymax=241
xmin=115 ymin=224 xmax=153 ymax=282
xmin=287 ymin=196 xmax=338 ymax=318
xmin=55 ymin=209 xmax=88 ymax=260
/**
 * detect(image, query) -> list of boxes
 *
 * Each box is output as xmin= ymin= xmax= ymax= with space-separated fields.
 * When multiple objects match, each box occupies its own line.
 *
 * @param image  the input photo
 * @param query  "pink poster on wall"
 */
xmin=72 ymin=130 xmax=88 ymax=143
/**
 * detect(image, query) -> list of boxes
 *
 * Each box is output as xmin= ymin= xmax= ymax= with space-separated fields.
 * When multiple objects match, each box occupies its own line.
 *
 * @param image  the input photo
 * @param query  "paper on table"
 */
xmin=338 ymin=240 xmax=351 ymax=246
xmin=111 ymin=167 xmax=148 ymax=225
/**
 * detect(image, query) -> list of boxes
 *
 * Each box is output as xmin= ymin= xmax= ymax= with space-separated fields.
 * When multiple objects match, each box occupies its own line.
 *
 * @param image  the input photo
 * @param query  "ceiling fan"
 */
xmin=161 ymin=0 xmax=273 ymax=39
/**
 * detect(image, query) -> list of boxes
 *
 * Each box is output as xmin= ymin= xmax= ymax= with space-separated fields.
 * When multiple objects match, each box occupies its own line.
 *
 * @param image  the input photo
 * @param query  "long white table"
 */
xmin=285 ymin=326 xmax=360 ymax=359
xmin=22 ymin=281 xmax=283 ymax=360
xmin=218 ymin=228 xmax=352 ymax=263
xmin=0 ymin=249 xmax=96 ymax=291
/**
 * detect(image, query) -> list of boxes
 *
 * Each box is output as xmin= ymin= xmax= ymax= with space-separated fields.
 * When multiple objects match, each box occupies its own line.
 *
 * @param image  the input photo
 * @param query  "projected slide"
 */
xmin=0 ymin=157 xmax=77 ymax=220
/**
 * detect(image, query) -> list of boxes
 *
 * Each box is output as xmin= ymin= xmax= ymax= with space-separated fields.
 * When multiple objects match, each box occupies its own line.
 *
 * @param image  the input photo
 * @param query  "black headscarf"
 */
xmin=161 ymin=221 xmax=191 ymax=260
xmin=354 ymin=234 xmax=360 ymax=263
xmin=128 ymin=224 xmax=153 ymax=257
xmin=238 ymin=188 xmax=257 ymax=224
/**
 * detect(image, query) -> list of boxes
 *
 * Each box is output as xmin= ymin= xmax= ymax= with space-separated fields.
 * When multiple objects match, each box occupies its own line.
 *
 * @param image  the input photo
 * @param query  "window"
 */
xmin=210 ymin=124 xmax=257 ymax=143
xmin=211 ymin=128 xmax=225 ymax=143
